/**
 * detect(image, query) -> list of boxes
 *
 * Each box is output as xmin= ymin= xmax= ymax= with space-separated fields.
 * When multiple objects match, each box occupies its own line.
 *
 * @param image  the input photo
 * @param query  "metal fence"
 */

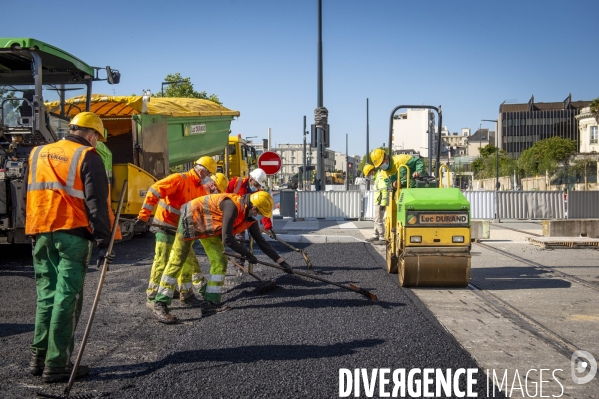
xmin=296 ymin=191 xmax=363 ymax=219
xmin=463 ymin=191 xmax=495 ymax=219
xmin=282 ymin=189 xmax=598 ymax=220
xmin=568 ymin=191 xmax=599 ymax=218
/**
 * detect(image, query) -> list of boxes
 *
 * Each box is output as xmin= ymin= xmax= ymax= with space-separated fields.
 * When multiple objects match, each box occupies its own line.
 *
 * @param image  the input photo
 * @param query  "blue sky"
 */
xmin=4 ymin=0 xmax=598 ymax=157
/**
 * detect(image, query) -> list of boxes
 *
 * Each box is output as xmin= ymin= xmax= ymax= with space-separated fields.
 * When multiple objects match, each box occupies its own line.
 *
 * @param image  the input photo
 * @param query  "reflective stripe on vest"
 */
xmin=149 ymin=187 xmax=161 ymax=199
xmin=26 ymin=140 xmax=95 ymax=235
xmin=158 ymin=200 xmax=181 ymax=215
xmin=203 ymin=196 xmax=214 ymax=235
xmin=28 ymin=145 xmax=88 ymax=199
xmin=234 ymin=177 xmax=244 ymax=194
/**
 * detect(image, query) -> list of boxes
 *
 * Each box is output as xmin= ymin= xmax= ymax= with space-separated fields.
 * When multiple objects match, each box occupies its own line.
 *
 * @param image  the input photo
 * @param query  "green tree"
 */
xmin=517 ymin=137 xmax=577 ymax=177
xmin=154 ymin=73 xmax=221 ymax=104
xmin=590 ymin=97 xmax=599 ymax=122
xmin=472 ymin=144 xmax=517 ymax=179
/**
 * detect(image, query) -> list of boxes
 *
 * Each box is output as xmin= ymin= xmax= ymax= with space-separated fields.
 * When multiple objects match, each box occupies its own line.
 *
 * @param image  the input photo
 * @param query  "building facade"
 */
xmin=334 ymin=152 xmax=360 ymax=182
xmin=273 ymin=144 xmax=335 ymax=185
xmin=498 ymin=94 xmax=591 ymax=158
xmin=392 ymin=108 xmax=434 ymax=158
xmin=575 ymin=107 xmax=599 ymax=154
xmin=466 ymin=128 xmax=494 ymax=157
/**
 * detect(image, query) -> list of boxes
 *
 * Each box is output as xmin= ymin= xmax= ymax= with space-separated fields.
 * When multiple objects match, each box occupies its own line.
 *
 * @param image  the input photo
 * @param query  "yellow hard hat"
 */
xmin=249 ymin=191 xmax=274 ymax=218
xmin=69 ymin=112 xmax=106 ymax=142
xmin=363 ymin=164 xmax=375 ymax=176
xmin=370 ymin=148 xmax=386 ymax=168
xmin=211 ymin=173 xmax=229 ymax=193
xmin=195 ymin=156 xmax=217 ymax=174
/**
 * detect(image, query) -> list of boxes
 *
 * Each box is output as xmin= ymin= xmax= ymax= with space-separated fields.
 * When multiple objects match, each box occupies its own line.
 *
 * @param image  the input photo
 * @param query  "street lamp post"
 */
xmin=482 ymin=119 xmax=499 ymax=221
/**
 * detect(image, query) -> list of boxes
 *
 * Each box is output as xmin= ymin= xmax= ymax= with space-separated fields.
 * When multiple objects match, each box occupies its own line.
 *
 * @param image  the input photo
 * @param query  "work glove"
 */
xmin=379 ymin=205 xmax=386 ymax=212
xmin=279 ymin=261 xmax=293 ymax=274
xmin=265 ymin=229 xmax=277 ymax=239
xmin=245 ymin=253 xmax=258 ymax=265
xmin=96 ymin=248 xmax=115 ymax=268
xmin=134 ymin=218 xmax=147 ymax=228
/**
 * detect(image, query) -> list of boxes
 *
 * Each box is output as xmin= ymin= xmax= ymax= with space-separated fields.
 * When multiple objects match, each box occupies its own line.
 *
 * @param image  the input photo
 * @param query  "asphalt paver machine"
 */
xmin=0 ymin=38 xmax=119 ymax=245
xmin=383 ymin=105 xmax=471 ymax=287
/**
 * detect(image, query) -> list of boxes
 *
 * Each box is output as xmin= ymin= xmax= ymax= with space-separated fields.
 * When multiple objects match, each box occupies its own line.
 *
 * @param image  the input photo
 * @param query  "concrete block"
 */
xmin=275 ymin=234 xmax=303 ymax=243
xmin=302 ymin=235 xmax=327 ymax=244
xmin=327 ymin=236 xmax=361 ymax=243
xmin=542 ymin=219 xmax=599 ymax=238
xmin=471 ymin=220 xmax=490 ymax=241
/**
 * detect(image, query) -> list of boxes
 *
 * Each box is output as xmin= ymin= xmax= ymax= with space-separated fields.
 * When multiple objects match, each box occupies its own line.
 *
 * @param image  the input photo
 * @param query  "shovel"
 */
xmin=261 ymin=228 xmax=313 ymax=269
xmin=37 ymin=180 xmax=128 ymax=399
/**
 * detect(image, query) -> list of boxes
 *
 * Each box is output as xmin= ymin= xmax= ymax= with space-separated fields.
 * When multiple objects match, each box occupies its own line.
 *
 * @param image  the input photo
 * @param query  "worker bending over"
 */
xmin=152 ymin=191 xmax=291 ymax=324
xmin=226 ymin=168 xmax=276 ymax=239
xmin=369 ymin=148 xmax=425 ymax=189
xmin=136 ymin=156 xmax=217 ymax=310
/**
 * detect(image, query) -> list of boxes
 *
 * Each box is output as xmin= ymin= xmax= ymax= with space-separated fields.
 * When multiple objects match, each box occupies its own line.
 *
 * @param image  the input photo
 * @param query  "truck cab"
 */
xmin=214 ymin=134 xmax=257 ymax=180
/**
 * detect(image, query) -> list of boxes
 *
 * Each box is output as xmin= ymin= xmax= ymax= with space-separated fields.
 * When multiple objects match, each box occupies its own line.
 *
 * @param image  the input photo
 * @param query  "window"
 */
xmin=591 ymin=126 xmax=598 ymax=144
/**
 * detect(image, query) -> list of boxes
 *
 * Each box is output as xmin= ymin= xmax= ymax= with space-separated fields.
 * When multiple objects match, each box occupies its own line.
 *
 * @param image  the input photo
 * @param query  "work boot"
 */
xmin=151 ymin=301 xmax=178 ymax=324
xmin=29 ymin=350 xmax=45 ymax=376
xmin=201 ymin=301 xmax=232 ymax=316
xmin=373 ymin=239 xmax=387 ymax=245
xmin=365 ymin=237 xmax=379 ymax=243
xmin=180 ymin=294 xmax=206 ymax=309
xmin=42 ymin=363 xmax=89 ymax=383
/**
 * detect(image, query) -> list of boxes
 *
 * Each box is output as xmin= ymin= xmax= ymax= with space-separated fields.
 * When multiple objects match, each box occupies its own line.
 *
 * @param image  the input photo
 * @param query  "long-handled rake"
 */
xmin=226 ymin=257 xmax=277 ymax=294
xmin=224 ymin=252 xmax=378 ymax=302
xmin=37 ymin=180 xmax=128 ymax=399
xmin=260 ymin=228 xmax=313 ymax=269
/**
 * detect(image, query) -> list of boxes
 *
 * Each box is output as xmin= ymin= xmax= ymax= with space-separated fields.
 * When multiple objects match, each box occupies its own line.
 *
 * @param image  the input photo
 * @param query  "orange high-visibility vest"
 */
xmin=138 ymin=170 xmax=209 ymax=230
xmin=182 ymin=193 xmax=254 ymax=241
xmin=26 ymin=140 xmax=95 ymax=235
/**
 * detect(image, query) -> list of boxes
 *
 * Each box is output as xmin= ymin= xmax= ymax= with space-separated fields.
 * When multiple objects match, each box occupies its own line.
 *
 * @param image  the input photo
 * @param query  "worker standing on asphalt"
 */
xmin=369 ymin=148 xmax=425 ymax=189
xmin=226 ymin=168 xmax=277 ymax=239
xmin=363 ymin=164 xmax=387 ymax=245
xmin=26 ymin=112 xmax=114 ymax=383
xmin=136 ymin=156 xmax=216 ymax=308
xmin=151 ymin=191 xmax=292 ymax=324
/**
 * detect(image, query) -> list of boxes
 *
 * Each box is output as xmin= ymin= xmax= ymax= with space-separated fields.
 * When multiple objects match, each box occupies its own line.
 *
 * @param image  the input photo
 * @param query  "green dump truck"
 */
xmin=45 ymin=94 xmax=241 ymax=238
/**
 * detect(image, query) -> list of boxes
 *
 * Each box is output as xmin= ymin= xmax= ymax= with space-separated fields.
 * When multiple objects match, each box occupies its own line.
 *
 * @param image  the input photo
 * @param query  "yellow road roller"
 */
xmin=381 ymin=105 xmax=471 ymax=287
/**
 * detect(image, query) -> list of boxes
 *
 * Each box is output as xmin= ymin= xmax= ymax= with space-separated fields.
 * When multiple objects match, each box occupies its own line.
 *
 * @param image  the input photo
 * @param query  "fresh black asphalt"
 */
xmin=0 ymin=235 xmax=504 ymax=398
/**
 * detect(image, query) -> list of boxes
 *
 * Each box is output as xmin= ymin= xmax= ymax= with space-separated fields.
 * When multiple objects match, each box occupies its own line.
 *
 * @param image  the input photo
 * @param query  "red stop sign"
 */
xmin=258 ymin=151 xmax=282 ymax=175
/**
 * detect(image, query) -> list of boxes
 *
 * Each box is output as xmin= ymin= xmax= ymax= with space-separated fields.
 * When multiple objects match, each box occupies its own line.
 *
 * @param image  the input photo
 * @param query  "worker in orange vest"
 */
xmin=152 ymin=191 xmax=291 ymax=324
xmin=226 ymin=168 xmax=276 ymax=238
xmin=136 ymin=156 xmax=218 ymax=309
xmin=26 ymin=112 xmax=115 ymax=383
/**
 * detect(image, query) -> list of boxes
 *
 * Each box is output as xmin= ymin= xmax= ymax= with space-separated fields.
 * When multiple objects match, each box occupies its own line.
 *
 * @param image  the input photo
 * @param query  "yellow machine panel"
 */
xmin=112 ymin=163 xmax=157 ymax=217
xmin=404 ymin=227 xmax=471 ymax=247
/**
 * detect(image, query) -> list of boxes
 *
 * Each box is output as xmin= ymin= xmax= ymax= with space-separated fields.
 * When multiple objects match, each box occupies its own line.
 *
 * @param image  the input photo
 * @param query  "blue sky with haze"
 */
xmin=4 ymin=0 xmax=598 ymax=157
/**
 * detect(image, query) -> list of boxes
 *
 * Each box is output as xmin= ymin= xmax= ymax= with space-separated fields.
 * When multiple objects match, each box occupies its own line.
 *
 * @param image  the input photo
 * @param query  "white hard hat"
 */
xmin=249 ymin=168 xmax=267 ymax=186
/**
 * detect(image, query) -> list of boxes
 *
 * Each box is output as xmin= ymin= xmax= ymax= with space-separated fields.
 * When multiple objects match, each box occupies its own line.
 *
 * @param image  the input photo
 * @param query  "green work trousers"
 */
xmin=156 ymin=234 xmax=227 ymax=305
xmin=30 ymin=232 xmax=92 ymax=368
xmin=146 ymin=231 xmax=205 ymax=301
